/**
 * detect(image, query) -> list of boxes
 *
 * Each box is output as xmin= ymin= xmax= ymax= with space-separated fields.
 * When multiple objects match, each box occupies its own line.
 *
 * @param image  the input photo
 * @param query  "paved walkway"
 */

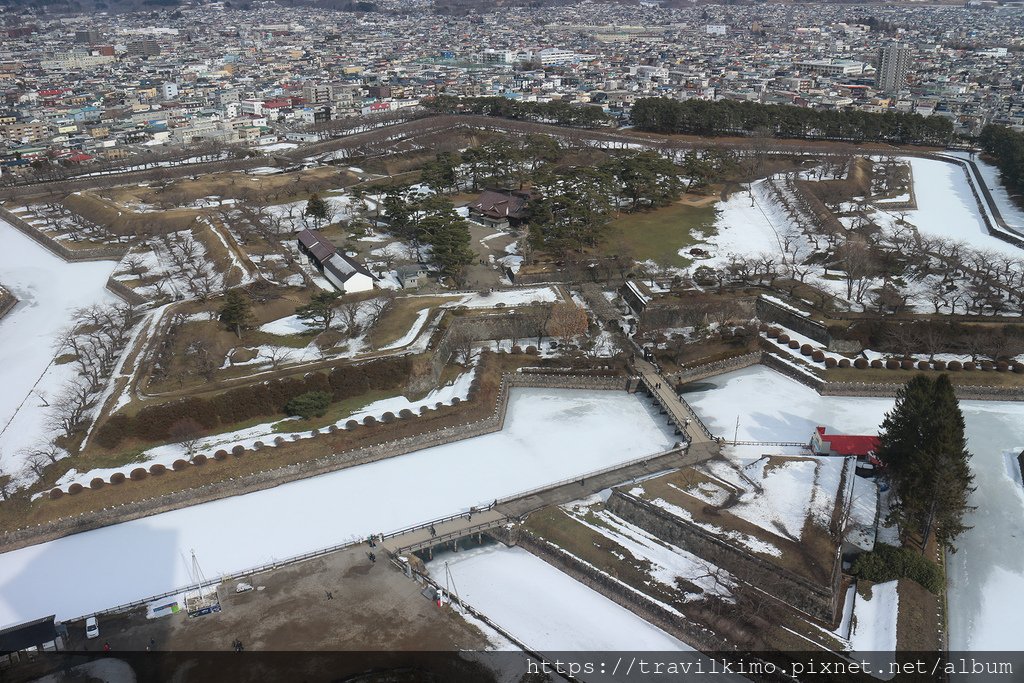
xmin=633 ymin=358 xmax=714 ymax=444
xmin=496 ymin=444 xmax=717 ymax=519
xmin=381 ymin=509 xmax=507 ymax=556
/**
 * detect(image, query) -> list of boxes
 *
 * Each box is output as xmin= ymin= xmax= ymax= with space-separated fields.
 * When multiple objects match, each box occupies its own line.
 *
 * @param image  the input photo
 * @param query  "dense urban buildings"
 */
xmin=0 ymin=1 xmax=1022 ymax=170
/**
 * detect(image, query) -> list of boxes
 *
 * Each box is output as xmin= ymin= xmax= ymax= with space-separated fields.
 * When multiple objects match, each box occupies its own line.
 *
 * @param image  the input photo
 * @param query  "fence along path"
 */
xmin=382 ymin=509 xmax=507 ymax=555
xmin=633 ymin=359 xmax=715 ymax=443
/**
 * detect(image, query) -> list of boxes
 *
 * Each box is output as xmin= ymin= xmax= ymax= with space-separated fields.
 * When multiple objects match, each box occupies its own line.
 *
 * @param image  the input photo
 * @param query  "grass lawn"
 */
xmin=825 ymin=367 xmax=1024 ymax=387
xmin=524 ymin=505 xmax=692 ymax=607
xmin=367 ymin=296 xmax=455 ymax=349
xmin=602 ymin=202 xmax=717 ymax=269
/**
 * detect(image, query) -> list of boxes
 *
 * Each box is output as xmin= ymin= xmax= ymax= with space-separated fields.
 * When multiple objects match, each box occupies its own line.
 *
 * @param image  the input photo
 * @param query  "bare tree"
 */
xmin=447 ymin=323 xmax=483 ymax=365
xmin=336 ymin=300 xmax=366 ymax=338
xmin=837 ymin=238 xmax=878 ymax=308
xmin=546 ymin=302 xmax=590 ymax=343
xmin=262 ymin=346 xmax=295 ymax=370
xmin=0 ymin=455 xmax=12 ymax=501
xmin=48 ymin=381 xmax=94 ymax=441
xmin=168 ymin=418 xmax=204 ymax=458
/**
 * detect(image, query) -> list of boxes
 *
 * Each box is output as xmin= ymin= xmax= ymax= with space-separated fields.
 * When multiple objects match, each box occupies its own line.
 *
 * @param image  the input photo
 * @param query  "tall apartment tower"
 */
xmin=876 ymin=42 xmax=912 ymax=94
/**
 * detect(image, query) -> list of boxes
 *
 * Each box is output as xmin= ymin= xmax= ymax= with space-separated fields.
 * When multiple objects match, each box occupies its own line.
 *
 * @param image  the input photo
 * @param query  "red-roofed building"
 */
xmin=810 ymin=426 xmax=879 ymax=460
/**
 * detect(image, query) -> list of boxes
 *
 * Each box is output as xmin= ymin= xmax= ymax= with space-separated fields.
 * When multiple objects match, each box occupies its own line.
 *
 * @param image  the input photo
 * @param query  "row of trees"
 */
xmin=46 ymin=304 xmax=140 ymax=445
xmin=419 ymin=135 xmax=562 ymax=193
xmin=526 ymin=150 xmax=688 ymax=253
xmin=424 ymin=95 xmax=613 ymax=128
xmin=978 ymin=125 xmax=1024 ymax=196
xmin=378 ymin=192 xmax=474 ymax=284
xmin=630 ymin=98 xmax=954 ymax=146
xmin=843 ymin=320 xmax=1024 ymax=363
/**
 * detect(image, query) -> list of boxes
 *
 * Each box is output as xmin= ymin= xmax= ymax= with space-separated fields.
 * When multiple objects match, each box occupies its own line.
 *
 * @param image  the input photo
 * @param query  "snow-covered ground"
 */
xmin=685 ymin=365 xmax=1024 ymax=651
xmin=900 ymin=157 xmax=1022 ymax=257
xmin=0 ymin=388 xmax=675 ymax=626
xmin=945 ymin=152 xmax=1024 ymax=229
xmin=258 ymin=314 xmax=310 ymax=336
xmin=446 ymin=286 xmax=560 ymax=309
xmin=0 ymin=221 xmax=119 ymax=484
xmin=849 ymin=581 xmax=899 ymax=656
xmin=691 ymin=180 xmax=781 ymax=267
xmin=429 ymin=545 xmax=693 ymax=651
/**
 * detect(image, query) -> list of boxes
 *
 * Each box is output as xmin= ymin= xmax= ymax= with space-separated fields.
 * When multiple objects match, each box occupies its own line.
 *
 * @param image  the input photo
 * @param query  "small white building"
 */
xmin=324 ymin=252 xmax=375 ymax=293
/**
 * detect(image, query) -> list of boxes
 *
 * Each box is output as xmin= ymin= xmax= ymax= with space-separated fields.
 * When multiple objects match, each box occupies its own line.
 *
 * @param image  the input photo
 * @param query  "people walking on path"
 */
xmin=429 ymin=525 xmax=436 ymax=537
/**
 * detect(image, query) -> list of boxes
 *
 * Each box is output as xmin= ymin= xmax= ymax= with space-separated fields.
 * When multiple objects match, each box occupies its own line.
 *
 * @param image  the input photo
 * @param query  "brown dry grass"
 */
xmin=825 ymin=367 xmax=1024 ymax=387
xmin=63 ymin=192 xmax=199 ymax=236
xmin=895 ymin=577 xmax=942 ymax=652
xmin=635 ymin=464 xmax=839 ymax=584
xmin=367 ymin=296 xmax=456 ymax=349
xmin=100 ymin=166 xmax=355 ymax=208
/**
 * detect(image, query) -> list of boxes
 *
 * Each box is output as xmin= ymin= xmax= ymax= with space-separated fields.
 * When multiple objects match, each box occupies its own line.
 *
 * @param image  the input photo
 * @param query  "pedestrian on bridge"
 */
xmin=429 ymin=525 xmax=436 ymax=537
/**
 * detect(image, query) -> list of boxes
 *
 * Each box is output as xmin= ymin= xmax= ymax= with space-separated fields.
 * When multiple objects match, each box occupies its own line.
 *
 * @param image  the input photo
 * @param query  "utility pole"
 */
xmin=733 ymin=415 xmax=740 ymax=446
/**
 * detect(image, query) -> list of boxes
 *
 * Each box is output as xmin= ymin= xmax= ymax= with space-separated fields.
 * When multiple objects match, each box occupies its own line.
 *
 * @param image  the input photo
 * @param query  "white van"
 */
xmin=85 ymin=616 xmax=99 ymax=639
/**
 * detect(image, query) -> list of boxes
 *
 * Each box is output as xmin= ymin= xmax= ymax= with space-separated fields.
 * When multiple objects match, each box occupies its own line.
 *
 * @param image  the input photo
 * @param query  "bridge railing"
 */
xmin=494 ymin=445 xmax=685 ymax=508
xmin=637 ymin=373 xmax=717 ymax=441
xmin=379 ymin=505 xmax=499 ymax=544
xmin=387 ymin=517 xmax=509 ymax=554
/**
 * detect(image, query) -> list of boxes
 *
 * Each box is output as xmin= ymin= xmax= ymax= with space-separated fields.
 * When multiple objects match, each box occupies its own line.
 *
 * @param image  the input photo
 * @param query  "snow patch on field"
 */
xmin=429 ymin=545 xmax=693 ymax=651
xmin=380 ymin=308 xmax=431 ymax=351
xmin=258 ymin=314 xmax=310 ymax=336
xmin=563 ymin=502 xmax=736 ymax=601
xmin=850 ymin=581 xmax=899 ymax=656
xmin=446 ymin=286 xmax=560 ymax=309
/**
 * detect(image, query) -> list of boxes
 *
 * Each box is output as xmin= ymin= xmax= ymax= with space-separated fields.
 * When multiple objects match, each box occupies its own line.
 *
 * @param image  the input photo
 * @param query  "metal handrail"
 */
xmin=387 ymin=517 xmax=508 ymax=554
xmin=494 ymin=445 xmax=684 ymax=506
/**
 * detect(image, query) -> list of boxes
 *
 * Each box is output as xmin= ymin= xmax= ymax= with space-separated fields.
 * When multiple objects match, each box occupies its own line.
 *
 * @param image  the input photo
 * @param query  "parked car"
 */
xmin=85 ymin=616 xmax=99 ymax=639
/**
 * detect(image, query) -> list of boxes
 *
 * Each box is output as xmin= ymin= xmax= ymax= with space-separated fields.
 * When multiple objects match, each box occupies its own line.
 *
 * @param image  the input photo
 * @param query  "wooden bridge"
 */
xmin=633 ymin=359 xmax=717 ymax=445
xmin=381 ymin=509 xmax=507 ymax=557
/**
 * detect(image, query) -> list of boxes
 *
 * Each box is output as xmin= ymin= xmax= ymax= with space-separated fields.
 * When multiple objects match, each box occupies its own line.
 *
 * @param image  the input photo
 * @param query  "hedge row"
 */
xmin=830 ymin=357 xmax=1024 ymax=373
xmin=51 ymin=373 xmax=489 ymax=499
xmin=851 ymin=543 xmax=944 ymax=594
xmin=95 ymin=356 xmax=412 ymax=449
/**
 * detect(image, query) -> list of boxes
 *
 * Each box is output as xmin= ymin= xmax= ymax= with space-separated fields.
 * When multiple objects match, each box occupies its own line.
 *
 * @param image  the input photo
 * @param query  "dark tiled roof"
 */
xmin=468 ymin=190 xmax=530 ymax=220
xmin=0 ymin=616 xmax=57 ymax=653
xmin=325 ymin=251 xmax=375 ymax=282
xmin=297 ymin=228 xmax=336 ymax=263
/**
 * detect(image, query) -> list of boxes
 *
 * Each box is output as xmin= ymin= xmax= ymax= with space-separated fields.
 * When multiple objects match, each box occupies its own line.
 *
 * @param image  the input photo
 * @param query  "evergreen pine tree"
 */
xmin=876 ymin=374 xmax=974 ymax=554
xmin=921 ymin=374 xmax=974 ymax=552
xmin=296 ymin=291 xmax=341 ymax=331
xmin=305 ymin=194 xmax=330 ymax=229
xmin=218 ymin=289 xmax=253 ymax=339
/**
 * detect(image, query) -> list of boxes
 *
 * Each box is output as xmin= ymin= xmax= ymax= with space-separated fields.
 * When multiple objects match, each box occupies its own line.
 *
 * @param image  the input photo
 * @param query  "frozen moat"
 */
xmin=0 ymin=387 xmax=676 ymax=627
xmin=684 ymin=366 xmax=1024 ymax=651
